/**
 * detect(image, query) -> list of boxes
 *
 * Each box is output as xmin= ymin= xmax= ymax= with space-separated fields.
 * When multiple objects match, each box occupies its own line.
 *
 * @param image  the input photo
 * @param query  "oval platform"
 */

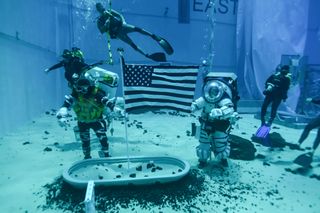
xmin=63 ymin=156 xmax=191 ymax=188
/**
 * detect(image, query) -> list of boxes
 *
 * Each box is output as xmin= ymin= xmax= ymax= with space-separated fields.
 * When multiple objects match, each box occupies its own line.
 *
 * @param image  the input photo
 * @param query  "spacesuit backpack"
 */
xmin=84 ymin=66 xmax=119 ymax=99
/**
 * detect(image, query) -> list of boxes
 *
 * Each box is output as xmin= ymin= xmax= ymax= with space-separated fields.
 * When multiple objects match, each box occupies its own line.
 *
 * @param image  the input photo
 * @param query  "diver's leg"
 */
xmin=212 ymin=127 xmax=231 ymax=167
xmin=312 ymin=128 xmax=320 ymax=153
xmin=196 ymin=124 xmax=212 ymax=167
xmin=268 ymin=98 xmax=282 ymax=125
xmin=92 ymin=120 xmax=110 ymax=157
xmin=78 ymin=122 xmax=91 ymax=159
xmin=261 ymin=96 xmax=271 ymax=125
xmin=122 ymin=24 xmax=174 ymax=55
xmin=117 ymin=31 xmax=148 ymax=57
xmin=299 ymin=116 xmax=320 ymax=145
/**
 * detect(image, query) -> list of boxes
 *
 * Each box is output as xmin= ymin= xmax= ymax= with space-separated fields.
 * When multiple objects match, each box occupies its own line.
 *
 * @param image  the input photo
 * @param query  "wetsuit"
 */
xmin=261 ymin=72 xmax=291 ymax=125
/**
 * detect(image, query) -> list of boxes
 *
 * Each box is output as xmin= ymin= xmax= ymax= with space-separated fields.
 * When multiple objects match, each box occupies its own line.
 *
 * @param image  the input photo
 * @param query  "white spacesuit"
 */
xmin=191 ymin=72 xmax=238 ymax=167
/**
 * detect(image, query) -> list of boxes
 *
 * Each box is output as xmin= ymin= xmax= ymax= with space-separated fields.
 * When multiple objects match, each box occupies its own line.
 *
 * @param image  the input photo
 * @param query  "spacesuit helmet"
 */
xmin=203 ymin=80 xmax=226 ymax=103
xmin=74 ymin=77 xmax=92 ymax=94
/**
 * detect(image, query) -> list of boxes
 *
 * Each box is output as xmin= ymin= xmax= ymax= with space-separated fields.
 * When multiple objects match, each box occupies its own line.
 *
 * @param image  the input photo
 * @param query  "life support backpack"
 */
xmin=83 ymin=66 xmax=119 ymax=98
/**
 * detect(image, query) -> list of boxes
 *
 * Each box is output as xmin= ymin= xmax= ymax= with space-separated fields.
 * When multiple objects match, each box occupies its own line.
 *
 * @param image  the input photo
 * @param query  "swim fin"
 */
xmin=152 ymin=35 xmax=174 ymax=55
xmin=255 ymin=125 xmax=271 ymax=146
xmin=158 ymin=38 xmax=174 ymax=55
xmin=146 ymin=52 xmax=167 ymax=62
xmin=293 ymin=152 xmax=313 ymax=168
xmin=255 ymin=125 xmax=271 ymax=138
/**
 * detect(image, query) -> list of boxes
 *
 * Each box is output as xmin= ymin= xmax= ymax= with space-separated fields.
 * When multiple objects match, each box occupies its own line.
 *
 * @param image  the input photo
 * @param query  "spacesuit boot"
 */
xmin=196 ymin=141 xmax=211 ymax=168
xmin=220 ymin=158 xmax=229 ymax=167
xmin=101 ymin=145 xmax=110 ymax=157
xmin=83 ymin=146 xmax=91 ymax=159
xmin=198 ymin=160 xmax=208 ymax=168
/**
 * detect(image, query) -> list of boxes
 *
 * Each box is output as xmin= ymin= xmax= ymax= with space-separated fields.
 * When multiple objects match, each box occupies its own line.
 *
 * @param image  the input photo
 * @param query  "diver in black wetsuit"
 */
xmin=260 ymin=65 xmax=291 ymax=126
xmin=95 ymin=2 xmax=174 ymax=62
xmin=45 ymin=47 xmax=103 ymax=87
xmin=298 ymin=97 xmax=320 ymax=155
xmin=45 ymin=48 xmax=89 ymax=86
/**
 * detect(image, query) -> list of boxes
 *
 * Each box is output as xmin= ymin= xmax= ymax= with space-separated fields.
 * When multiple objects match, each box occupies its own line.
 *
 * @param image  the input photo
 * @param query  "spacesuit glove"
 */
xmin=56 ymin=107 xmax=68 ymax=118
xmin=219 ymin=105 xmax=234 ymax=119
xmin=56 ymin=107 xmax=69 ymax=127
xmin=58 ymin=117 xmax=69 ymax=128
xmin=102 ymin=97 xmax=116 ymax=110
xmin=209 ymin=108 xmax=223 ymax=119
xmin=113 ymin=106 xmax=125 ymax=119
xmin=229 ymin=112 xmax=239 ymax=124
xmin=190 ymin=102 xmax=197 ymax=113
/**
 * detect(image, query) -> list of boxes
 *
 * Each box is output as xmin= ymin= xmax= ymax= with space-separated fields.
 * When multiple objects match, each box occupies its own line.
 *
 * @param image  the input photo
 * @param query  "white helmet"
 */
xmin=203 ymin=80 xmax=232 ymax=103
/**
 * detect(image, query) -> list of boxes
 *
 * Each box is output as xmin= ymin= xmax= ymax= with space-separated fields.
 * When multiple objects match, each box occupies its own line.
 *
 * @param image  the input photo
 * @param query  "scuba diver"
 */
xmin=95 ymin=2 xmax=174 ymax=62
xmin=260 ymin=65 xmax=291 ymax=126
xmin=45 ymin=47 xmax=103 ymax=87
xmin=56 ymin=74 xmax=123 ymax=159
xmin=191 ymin=73 xmax=239 ymax=168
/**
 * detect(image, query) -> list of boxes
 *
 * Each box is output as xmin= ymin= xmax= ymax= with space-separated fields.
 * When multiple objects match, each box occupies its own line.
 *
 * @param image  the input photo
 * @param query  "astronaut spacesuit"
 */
xmin=191 ymin=72 xmax=238 ymax=167
xmin=56 ymin=70 xmax=123 ymax=159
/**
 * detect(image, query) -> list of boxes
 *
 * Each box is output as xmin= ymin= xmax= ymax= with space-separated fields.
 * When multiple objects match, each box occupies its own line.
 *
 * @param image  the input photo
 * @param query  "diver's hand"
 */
xmin=44 ymin=68 xmax=50 ymax=73
xmin=306 ymin=97 xmax=313 ymax=103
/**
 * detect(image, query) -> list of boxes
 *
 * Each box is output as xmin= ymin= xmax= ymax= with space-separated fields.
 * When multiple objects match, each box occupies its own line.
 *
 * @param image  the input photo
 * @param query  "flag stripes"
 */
xmin=123 ymin=64 xmax=199 ymax=113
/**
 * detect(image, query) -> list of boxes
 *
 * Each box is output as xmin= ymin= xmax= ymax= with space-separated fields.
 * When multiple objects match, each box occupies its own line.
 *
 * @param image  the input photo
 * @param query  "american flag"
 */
xmin=123 ymin=64 xmax=199 ymax=113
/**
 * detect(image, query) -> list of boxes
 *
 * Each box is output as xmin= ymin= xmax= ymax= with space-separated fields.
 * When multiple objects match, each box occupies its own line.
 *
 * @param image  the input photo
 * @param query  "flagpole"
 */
xmin=117 ymin=48 xmax=130 ymax=171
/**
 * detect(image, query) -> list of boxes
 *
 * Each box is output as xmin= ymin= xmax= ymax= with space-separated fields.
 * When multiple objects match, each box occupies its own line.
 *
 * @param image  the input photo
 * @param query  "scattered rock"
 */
xmin=136 ymin=165 xmax=142 ymax=171
xmin=129 ymin=173 xmax=136 ymax=178
xmin=147 ymin=162 xmax=155 ymax=169
xmin=255 ymin=154 xmax=266 ymax=159
xmin=229 ymin=134 xmax=256 ymax=160
xmin=43 ymin=147 xmax=52 ymax=152
xmin=22 ymin=141 xmax=31 ymax=145
xmin=263 ymin=162 xmax=271 ymax=166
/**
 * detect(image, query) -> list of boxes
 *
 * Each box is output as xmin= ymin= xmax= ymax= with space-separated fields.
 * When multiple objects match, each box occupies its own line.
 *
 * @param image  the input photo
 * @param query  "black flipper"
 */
xmin=293 ymin=152 xmax=313 ymax=168
xmin=158 ymin=38 xmax=174 ymax=55
xmin=146 ymin=52 xmax=167 ymax=62
xmin=151 ymin=35 xmax=174 ymax=55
